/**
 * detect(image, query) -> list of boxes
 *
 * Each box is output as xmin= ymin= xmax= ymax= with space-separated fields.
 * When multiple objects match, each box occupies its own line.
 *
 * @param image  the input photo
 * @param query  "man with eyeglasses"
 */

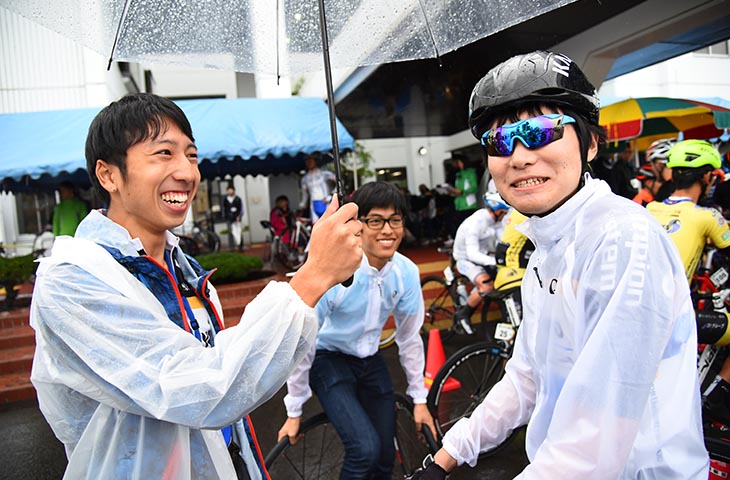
xmin=410 ymin=51 xmax=707 ymax=479
xmin=279 ymin=181 xmax=436 ymax=479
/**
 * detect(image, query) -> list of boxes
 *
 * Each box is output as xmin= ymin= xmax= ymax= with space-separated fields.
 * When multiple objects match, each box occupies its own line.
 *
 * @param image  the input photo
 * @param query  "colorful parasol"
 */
xmin=599 ymin=97 xmax=730 ymax=151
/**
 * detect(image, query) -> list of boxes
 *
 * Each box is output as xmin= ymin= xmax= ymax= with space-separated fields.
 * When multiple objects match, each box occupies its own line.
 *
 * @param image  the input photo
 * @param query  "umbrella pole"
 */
xmin=317 ymin=0 xmax=346 ymax=205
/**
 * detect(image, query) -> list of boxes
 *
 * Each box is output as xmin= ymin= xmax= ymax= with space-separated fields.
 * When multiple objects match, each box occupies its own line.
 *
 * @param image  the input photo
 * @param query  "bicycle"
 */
xmin=177 ymin=213 xmax=221 ymax=257
xmin=264 ymin=392 xmax=439 ymax=479
xmin=420 ymin=247 xmax=498 ymax=343
xmin=260 ymin=214 xmax=312 ymax=271
xmin=425 ymin=281 xmax=524 ymax=457
xmin=684 ymin=246 xmax=730 ymax=476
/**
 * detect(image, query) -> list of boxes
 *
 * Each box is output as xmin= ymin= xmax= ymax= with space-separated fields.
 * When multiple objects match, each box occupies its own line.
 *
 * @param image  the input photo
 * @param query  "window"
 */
xmin=376 ymin=167 xmax=408 ymax=191
xmin=15 ymin=192 xmax=56 ymax=234
xmin=696 ymin=40 xmax=729 ymax=56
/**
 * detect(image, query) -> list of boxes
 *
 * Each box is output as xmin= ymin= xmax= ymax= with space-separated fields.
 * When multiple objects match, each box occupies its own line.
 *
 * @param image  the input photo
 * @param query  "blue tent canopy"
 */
xmin=0 ymin=96 xmax=354 ymax=192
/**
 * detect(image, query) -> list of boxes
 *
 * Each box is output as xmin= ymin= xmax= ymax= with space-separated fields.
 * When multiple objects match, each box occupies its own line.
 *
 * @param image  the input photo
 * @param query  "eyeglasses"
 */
xmin=359 ymin=216 xmax=404 ymax=230
xmin=480 ymin=114 xmax=576 ymax=157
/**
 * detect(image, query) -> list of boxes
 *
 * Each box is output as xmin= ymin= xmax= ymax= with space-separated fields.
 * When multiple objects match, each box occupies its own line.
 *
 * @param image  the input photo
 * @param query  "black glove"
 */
xmin=407 ymin=460 xmax=448 ymax=480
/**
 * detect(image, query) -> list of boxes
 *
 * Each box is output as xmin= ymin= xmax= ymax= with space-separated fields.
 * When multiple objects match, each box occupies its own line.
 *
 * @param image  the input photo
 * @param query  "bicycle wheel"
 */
xmin=380 ymin=315 xmax=397 ymax=350
xmin=264 ymin=413 xmax=344 ymax=479
xmin=427 ymin=341 xmax=518 ymax=457
xmin=421 ymin=275 xmax=459 ymax=333
xmin=276 ymin=232 xmax=300 ymax=270
xmin=393 ymin=393 xmax=440 ymax=477
xmin=206 ymin=230 xmax=221 ymax=253
xmin=177 ymin=235 xmax=200 ymax=257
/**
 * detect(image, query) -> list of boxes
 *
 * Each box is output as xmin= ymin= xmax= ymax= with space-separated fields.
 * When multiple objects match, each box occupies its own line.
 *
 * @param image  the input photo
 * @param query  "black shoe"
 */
xmin=453 ymin=306 xmax=475 ymax=335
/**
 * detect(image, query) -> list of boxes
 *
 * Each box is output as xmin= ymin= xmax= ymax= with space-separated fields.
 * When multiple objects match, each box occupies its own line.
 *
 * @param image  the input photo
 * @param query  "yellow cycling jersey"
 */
xmin=646 ymin=197 xmax=730 ymax=281
xmin=494 ymin=210 xmax=533 ymax=290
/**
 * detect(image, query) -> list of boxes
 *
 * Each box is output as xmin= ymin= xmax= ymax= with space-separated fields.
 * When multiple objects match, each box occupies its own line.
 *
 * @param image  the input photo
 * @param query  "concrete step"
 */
xmin=0 ymin=326 xmax=34 ymax=350
xmin=0 ymin=307 xmax=31 ymax=330
xmin=0 ymin=345 xmax=34 ymax=375
xmin=0 ymin=372 xmax=35 ymax=404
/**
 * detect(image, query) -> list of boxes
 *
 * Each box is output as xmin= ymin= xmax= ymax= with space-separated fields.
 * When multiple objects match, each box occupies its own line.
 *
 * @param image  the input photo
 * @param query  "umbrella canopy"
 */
xmin=599 ymin=97 xmax=730 ymax=151
xmin=2 ymin=0 xmax=577 ymax=199
xmin=0 ymin=97 xmax=354 ymax=192
xmin=1 ymin=0 xmax=578 ymax=75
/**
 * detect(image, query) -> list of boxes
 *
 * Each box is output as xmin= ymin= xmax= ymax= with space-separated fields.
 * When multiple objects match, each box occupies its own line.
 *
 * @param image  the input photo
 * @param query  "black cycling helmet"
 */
xmin=468 ymin=51 xmax=600 ymax=139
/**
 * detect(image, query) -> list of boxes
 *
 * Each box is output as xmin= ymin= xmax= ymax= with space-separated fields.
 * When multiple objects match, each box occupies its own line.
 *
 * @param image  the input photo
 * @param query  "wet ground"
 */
xmin=0 ymin=333 xmax=529 ymax=479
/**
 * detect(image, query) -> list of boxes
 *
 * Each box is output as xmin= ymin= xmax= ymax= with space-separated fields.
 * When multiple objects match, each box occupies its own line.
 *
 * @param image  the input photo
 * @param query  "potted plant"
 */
xmin=0 ymin=254 xmax=36 ymax=310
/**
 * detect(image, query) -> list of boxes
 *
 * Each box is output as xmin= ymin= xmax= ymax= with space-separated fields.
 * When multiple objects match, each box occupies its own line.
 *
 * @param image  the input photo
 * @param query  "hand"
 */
xmin=290 ymin=196 xmax=362 ymax=306
xmin=277 ymin=416 xmax=303 ymax=446
xmin=414 ymin=403 xmax=438 ymax=442
xmin=406 ymin=460 xmax=448 ymax=480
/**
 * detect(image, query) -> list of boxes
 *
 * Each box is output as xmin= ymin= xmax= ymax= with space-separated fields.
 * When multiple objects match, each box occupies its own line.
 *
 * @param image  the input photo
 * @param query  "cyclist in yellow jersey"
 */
xmin=647 ymin=194 xmax=730 ymax=283
xmin=493 ymin=209 xmax=532 ymax=290
xmin=646 ymin=139 xmax=730 ymax=424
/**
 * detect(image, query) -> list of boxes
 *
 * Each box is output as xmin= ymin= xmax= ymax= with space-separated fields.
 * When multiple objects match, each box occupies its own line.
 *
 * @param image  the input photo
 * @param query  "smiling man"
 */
xmin=30 ymin=93 xmax=363 ymax=479
xmin=279 ymin=181 xmax=435 ymax=479
xmin=411 ymin=51 xmax=708 ymax=479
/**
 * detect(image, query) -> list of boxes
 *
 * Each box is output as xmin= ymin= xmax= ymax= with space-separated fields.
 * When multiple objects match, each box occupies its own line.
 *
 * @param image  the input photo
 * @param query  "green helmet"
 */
xmin=666 ymin=139 xmax=721 ymax=170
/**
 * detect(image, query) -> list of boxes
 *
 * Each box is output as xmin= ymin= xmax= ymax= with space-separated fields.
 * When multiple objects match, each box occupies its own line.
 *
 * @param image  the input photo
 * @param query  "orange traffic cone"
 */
xmin=424 ymin=329 xmax=461 ymax=392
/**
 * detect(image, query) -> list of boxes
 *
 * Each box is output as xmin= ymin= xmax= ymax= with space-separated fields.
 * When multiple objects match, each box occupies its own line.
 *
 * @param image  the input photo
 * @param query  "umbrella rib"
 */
xmin=416 ymin=0 xmax=441 ymax=65
xmin=107 ymin=0 xmax=133 ymax=71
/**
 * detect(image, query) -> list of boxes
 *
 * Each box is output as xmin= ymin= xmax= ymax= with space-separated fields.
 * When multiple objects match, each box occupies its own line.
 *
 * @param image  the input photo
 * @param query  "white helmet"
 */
xmin=646 ymin=139 xmax=676 ymax=163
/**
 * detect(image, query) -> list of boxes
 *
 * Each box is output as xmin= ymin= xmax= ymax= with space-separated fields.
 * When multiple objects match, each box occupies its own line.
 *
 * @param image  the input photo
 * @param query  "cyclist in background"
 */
xmin=451 ymin=192 xmax=510 ymax=334
xmin=646 ymin=138 xmax=676 ymax=202
xmin=279 ymin=181 xmax=436 ymax=479
xmin=299 ymin=153 xmax=336 ymax=223
xmin=631 ymin=163 xmax=661 ymax=206
xmin=412 ymin=50 xmax=707 ymax=479
xmin=646 ymin=139 xmax=730 ymax=423
xmin=491 ymin=209 xmax=533 ymax=317
xmin=270 ymin=194 xmax=294 ymax=244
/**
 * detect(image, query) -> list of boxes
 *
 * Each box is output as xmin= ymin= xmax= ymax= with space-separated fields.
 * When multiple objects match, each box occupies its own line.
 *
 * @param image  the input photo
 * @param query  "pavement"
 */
xmin=0 ymin=243 xmax=531 ymax=479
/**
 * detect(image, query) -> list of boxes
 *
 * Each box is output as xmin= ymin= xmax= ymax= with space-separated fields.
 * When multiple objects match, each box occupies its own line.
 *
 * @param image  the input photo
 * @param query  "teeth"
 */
xmin=514 ymin=178 xmax=546 ymax=188
xmin=161 ymin=192 xmax=188 ymax=205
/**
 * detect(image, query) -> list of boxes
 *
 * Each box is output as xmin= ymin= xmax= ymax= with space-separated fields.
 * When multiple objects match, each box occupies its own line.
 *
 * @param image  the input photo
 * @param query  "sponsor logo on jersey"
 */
xmin=665 ymin=219 xmax=681 ymax=234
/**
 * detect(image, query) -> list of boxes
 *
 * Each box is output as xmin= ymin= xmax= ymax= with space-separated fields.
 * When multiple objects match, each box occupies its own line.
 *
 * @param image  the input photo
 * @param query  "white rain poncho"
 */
xmin=31 ymin=211 xmax=318 ymax=479
xmin=442 ymin=177 xmax=709 ymax=478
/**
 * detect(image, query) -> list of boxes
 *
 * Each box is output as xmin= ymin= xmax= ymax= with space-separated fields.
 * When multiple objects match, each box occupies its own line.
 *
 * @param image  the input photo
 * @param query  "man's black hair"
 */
xmin=85 ymin=93 xmax=194 ymax=207
xmin=275 ymin=194 xmax=289 ymax=203
xmin=672 ymin=166 xmax=714 ymax=191
xmin=349 ymin=181 xmax=408 ymax=218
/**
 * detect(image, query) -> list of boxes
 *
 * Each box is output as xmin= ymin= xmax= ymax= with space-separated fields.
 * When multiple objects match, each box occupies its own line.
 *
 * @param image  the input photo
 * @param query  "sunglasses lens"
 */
xmin=482 ymin=115 xmax=567 ymax=156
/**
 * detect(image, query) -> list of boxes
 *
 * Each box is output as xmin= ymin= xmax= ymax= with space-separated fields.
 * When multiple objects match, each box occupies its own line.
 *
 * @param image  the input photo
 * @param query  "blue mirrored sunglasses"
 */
xmin=480 ymin=114 xmax=576 ymax=157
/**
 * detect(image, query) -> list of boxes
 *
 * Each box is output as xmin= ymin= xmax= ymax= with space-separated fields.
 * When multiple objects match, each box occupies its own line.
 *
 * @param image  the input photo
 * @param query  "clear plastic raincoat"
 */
xmin=442 ymin=177 xmax=709 ymax=478
xmin=30 ymin=210 xmax=317 ymax=479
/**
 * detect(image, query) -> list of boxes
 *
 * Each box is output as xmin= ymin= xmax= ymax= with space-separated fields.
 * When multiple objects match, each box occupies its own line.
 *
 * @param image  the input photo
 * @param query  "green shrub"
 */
xmin=0 ymin=254 xmax=36 ymax=310
xmin=195 ymin=252 xmax=264 ymax=285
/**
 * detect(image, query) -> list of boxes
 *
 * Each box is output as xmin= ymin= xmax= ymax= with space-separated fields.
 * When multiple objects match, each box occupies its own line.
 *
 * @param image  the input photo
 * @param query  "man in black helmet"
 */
xmin=411 ymin=51 xmax=707 ymax=479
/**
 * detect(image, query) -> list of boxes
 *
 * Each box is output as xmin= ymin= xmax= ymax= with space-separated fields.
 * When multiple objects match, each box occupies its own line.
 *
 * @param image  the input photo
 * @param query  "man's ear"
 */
xmin=586 ymin=134 xmax=599 ymax=163
xmin=95 ymin=159 xmax=118 ymax=194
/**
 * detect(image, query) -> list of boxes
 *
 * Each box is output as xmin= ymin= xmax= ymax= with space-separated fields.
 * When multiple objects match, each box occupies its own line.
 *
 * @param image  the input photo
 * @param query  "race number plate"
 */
xmin=494 ymin=323 xmax=515 ymax=342
xmin=711 ymin=267 xmax=729 ymax=288
xmin=443 ymin=266 xmax=454 ymax=283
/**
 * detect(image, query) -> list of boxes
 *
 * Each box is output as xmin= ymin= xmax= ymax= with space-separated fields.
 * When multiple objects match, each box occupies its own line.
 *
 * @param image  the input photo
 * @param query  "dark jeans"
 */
xmin=310 ymin=350 xmax=395 ymax=480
